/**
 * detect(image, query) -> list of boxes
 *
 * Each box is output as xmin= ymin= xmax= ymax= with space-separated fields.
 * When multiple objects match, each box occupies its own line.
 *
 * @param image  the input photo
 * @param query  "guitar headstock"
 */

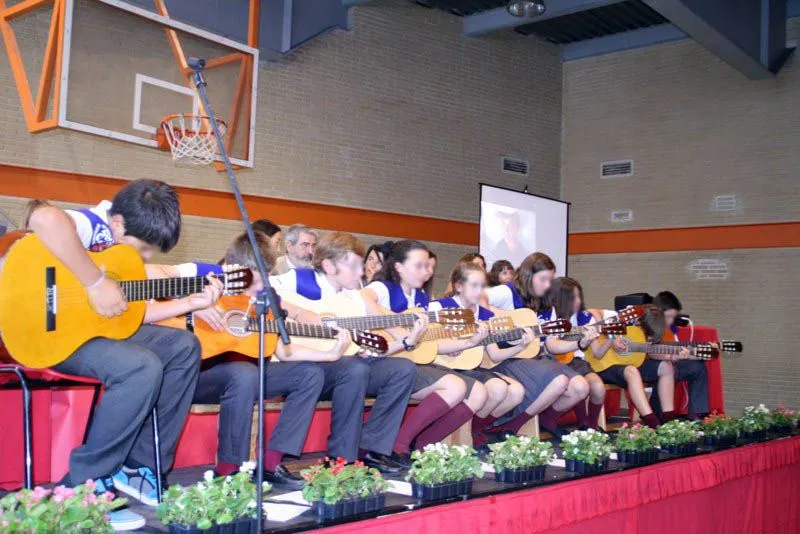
xmin=354 ymin=330 xmax=388 ymax=355
xmin=487 ymin=316 xmax=515 ymax=332
xmin=436 ymin=308 xmax=475 ymax=326
xmin=221 ymin=265 xmax=254 ymax=295
xmin=616 ymin=305 xmax=645 ymax=325
xmin=541 ymin=319 xmax=571 ymax=336
xmin=721 ymin=340 xmax=743 ymax=353
xmin=599 ymin=322 xmax=627 ymax=336
xmin=693 ymin=343 xmax=718 ymax=360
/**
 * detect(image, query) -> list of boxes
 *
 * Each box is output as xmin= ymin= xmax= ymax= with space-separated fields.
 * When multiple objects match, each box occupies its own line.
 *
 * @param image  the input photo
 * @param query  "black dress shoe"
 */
xmin=360 ymin=452 xmax=403 ymax=474
xmin=262 ymin=464 xmax=305 ymax=490
xmin=388 ymin=452 xmax=412 ymax=470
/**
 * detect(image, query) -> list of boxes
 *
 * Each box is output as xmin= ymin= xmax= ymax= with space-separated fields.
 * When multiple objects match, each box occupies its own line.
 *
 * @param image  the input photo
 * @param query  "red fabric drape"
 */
xmin=319 ymin=437 xmax=800 ymax=534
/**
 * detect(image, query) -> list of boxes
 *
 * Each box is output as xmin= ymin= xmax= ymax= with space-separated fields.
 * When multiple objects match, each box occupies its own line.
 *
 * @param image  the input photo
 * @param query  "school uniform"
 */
xmin=538 ymin=308 xmax=596 ymax=377
xmin=648 ymin=325 xmax=710 ymax=417
xmin=365 ymin=280 xmax=477 ymax=396
xmin=271 ymin=269 xmax=416 ymax=461
xmin=52 ymin=202 xmax=201 ymax=484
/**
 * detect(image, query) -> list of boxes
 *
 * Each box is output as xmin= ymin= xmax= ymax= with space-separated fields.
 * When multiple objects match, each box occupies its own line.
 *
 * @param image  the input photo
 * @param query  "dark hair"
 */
xmin=639 ymin=304 xmax=666 ymax=343
xmin=373 ymin=240 xmax=429 ymax=285
xmin=487 ymin=259 xmax=513 ymax=286
xmin=109 ymin=180 xmax=181 ymax=252
xmin=364 ymin=241 xmax=394 ymax=265
xmin=512 ymin=252 xmax=556 ymax=312
xmin=444 ymin=261 xmax=485 ymax=298
xmin=544 ymin=277 xmax=584 ymax=320
xmin=653 ymin=291 xmax=682 ymax=312
xmin=459 ymin=253 xmax=486 ymax=269
xmin=252 ymin=219 xmax=281 ymax=238
xmin=224 ymin=231 xmax=276 ymax=272
xmin=422 ymin=249 xmax=438 ymax=296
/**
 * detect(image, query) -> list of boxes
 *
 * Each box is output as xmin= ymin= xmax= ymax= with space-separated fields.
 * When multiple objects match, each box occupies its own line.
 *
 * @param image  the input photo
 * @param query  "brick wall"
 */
xmin=562 ymin=20 xmax=800 ymax=411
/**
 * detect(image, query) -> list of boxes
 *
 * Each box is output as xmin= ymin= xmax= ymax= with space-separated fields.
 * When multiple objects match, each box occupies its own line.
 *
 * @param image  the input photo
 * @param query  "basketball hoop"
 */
xmin=156 ymin=113 xmax=226 ymax=166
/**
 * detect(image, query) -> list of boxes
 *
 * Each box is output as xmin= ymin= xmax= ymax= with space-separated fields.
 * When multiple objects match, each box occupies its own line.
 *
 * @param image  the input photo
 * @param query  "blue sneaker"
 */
xmin=93 ymin=477 xmax=146 ymax=531
xmin=112 ymin=466 xmax=160 ymax=507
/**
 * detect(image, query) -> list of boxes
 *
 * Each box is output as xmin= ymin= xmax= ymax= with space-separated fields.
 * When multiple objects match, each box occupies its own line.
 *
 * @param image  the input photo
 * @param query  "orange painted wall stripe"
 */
xmin=1 ymin=164 xmax=799 ymax=252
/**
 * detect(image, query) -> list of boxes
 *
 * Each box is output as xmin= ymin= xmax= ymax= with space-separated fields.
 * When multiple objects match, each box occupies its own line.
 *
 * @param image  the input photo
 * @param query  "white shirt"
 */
xmin=485 ymin=284 xmax=516 ymax=311
xmin=427 ymin=295 xmax=479 ymax=316
xmin=65 ymin=200 xmax=113 ymax=250
xmin=365 ymin=281 xmax=417 ymax=311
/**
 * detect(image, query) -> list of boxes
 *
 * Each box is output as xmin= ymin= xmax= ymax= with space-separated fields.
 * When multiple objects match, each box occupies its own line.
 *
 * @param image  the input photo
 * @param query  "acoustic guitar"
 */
xmin=555 ymin=322 xmax=628 ymax=364
xmin=0 ymin=233 xmax=252 ymax=368
xmin=584 ymin=326 xmax=718 ymax=373
xmin=661 ymin=330 xmax=742 ymax=354
xmin=435 ymin=318 xmax=571 ymax=371
xmin=278 ymin=292 xmax=474 ymax=364
xmin=157 ymin=295 xmax=388 ymax=360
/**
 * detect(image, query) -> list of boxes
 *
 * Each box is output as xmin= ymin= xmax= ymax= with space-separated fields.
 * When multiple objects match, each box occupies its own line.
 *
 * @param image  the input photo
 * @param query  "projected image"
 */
xmin=480 ymin=202 xmax=537 ymax=268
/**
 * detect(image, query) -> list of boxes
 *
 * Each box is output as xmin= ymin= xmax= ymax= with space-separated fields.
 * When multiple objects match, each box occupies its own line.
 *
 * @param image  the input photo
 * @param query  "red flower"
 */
xmin=354 ymin=460 xmax=365 ymax=468
xmin=335 ymin=457 xmax=347 ymax=465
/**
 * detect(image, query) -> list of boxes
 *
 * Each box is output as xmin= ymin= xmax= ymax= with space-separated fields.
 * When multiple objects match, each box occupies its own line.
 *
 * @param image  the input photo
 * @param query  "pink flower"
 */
xmin=53 ymin=494 xmax=65 ymax=504
xmin=86 ymin=494 xmax=98 ymax=505
xmin=102 ymin=491 xmax=115 ymax=502
xmin=2 ymin=520 xmax=8 ymax=528
xmin=29 ymin=486 xmax=51 ymax=502
xmin=84 ymin=479 xmax=97 ymax=490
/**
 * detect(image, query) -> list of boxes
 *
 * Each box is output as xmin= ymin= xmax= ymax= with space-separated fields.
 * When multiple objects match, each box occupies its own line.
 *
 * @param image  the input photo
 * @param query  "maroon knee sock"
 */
xmin=573 ymin=402 xmax=591 ymax=428
xmin=471 ymin=414 xmax=497 ymax=447
xmin=661 ymin=410 xmax=677 ymax=423
xmin=214 ymin=462 xmax=238 ymax=476
xmin=588 ymin=402 xmax=604 ymax=430
xmin=538 ymin=406 xmax=564 ymax=433
xmin=642 ymin=413 xmax=661 ymax=429
xmin=487 ymin=411 xmax=534 ymax=435
xmin=415 ymin=403 xmax=474 ymax=449
xmin=393 ymin=394 xmax=452 ymax=454
xmin=264 ymin=449 xmax=284 ymax=472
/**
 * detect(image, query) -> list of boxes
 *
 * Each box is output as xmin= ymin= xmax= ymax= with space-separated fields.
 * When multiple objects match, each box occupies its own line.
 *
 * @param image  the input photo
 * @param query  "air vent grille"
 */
xmin=611 ymin=210 xmax=633 ymax=223
xmin=711 ymin=194 xmax=739 ymax=212
xmin=502 ymin=156 xmax=529 ymax=176
xmin=601 ymin=160 xmax=633 ymax=178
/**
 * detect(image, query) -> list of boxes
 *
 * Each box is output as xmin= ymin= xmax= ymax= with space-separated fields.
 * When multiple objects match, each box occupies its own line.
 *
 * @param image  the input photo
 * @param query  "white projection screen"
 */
xmin=479 ymin=184 xmax=570 ymax=274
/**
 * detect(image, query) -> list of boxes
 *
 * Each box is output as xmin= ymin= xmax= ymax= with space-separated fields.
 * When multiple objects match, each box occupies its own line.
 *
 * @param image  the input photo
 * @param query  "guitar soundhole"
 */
xmin=223 ymin=310 xmax=251 ymax=338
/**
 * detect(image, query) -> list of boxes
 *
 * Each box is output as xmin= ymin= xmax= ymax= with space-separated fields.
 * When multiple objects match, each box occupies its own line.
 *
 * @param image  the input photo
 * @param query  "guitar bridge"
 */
xmin=45 ymin=267 xmax=56 ymax=332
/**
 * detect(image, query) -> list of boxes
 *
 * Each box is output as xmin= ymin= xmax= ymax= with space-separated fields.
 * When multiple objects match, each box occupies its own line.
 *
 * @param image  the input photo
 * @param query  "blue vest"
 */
xmin=78 ymin=208 xmax=115 ymax=252
xmin=538 ymin=308 xmax=594 ymax=326
xmin=294 ymin=268 xmax=322 ymax=301
xmin=378 ymin=280 xmax=429 ymax=313
xmin=436 ymin=297 xmax=494 ymax=321
xmin=195 ymin=263 xmax=224 ymax=276
xmin=505 ymin=282 xmax=526 ymax=310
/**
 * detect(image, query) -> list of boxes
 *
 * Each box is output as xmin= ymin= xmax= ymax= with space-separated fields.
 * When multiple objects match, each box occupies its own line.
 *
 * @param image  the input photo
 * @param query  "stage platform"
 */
xmin=129 ymin=432 xmax=800 ymax=534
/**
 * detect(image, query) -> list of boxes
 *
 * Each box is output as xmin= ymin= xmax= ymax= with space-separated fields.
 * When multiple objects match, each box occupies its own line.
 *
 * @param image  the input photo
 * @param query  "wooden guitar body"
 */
xmin=0 ymin=234 xmax=146 ymax=368
xmin=433 ymin=316 xmax=516 ymax=371
xmin=479 ymin=308 xmax=543 ymax=370
xmin=584 ymin=326 xmax=647 ymax=373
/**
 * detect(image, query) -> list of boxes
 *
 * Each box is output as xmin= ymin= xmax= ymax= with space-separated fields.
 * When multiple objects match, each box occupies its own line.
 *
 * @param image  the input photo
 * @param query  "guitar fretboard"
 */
xmin=121 ymin=276 xmax=209 ymax=302
xmin=323 ymin=310 xmax=441 ymax=331
xmin=627 ymin=342 xmax=695 ymax=355
xmin=246 ymin=317 xmax=339 ymax=340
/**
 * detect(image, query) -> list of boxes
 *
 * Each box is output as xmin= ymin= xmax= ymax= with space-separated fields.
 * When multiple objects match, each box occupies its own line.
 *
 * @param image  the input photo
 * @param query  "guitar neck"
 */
xmin=325 ymin=310 xmax=438 ymax=331
xmin=627 ymin=342 xmax=690 ymax=355
xmin=120 ymin=276 xmax=208 ymax=302
xmin=248 ymin=318 xmax=340 ymax=340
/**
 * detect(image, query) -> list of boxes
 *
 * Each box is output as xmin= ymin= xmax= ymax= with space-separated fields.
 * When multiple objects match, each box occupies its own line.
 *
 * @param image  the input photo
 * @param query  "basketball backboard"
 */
xmin=1 ymin=0 xmax=259 ymax=167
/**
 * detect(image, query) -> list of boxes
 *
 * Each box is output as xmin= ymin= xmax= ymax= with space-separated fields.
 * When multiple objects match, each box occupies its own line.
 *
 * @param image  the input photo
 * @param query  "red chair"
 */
xmin=0 ymin=363 xmax=163 ymax=499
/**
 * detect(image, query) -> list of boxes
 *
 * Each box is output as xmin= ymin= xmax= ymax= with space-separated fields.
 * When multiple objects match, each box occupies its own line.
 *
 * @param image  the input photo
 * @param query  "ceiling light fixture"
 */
xmin=506 ymin=0 xmax=546 ymax=18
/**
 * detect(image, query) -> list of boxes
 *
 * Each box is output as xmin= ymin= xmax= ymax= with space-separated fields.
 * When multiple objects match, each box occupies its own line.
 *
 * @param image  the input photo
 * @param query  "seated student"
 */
xmin=422 ymin=249 xmax=437 ymax=296
xmin=21 ymin=198 xmax=52 ymax=228
xmin=253 ymin=218 xmax=283 ymax=253
xmin=444 ymin=253 xmax=486 ymax=294
xmin=428 ymin=262 xmax=527 ymax=447
xmin=362 ymin=241 xmax=393 ymax=287
xmin=190 ymin=232 xmax=352 ymax=489
xmin=488 ymin=259 xmax=514 ymax=287
xmin=482 ymin=252 xmax=591 ymax=438
xmin=650 ymin=291 xmax=710 ymax=419
xmin=27 ymin=180 xmax=221 ymax=530
xmin=363 ymin=241 xmax=491 ymax=457
xmin=540 ymin=277 xmax=608 ymax=430
xmin=595 ymin=305 xmax=682 ymax=428
xmin=270 ymin=232 xmax=422 ymax=473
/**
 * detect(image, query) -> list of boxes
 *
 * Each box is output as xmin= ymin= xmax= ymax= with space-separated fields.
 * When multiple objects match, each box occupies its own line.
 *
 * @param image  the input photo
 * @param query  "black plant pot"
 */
xmin=411 ymin=478 xmax=474 ymax=502
xmin=703 ymin=434 xmax=737 ymax=448
xmin=741 ymin=429 xmax=767 ymax=441
xmin=770 ymin=424 xmax=793 ymax=436
xmin=617 ymin=448 xmax=659 ymax=466
xmin=494 ymin=465 xmax=547 ymax=484
xmin=168 ymin=518 xmax=257 ymax=534
xmin=564 ymin=457 xmax=608 ymax=474
xmin=312 ymin=494 xmax=386 ymax=522
xmin=663 ymin=442 xmax=698 ymax=455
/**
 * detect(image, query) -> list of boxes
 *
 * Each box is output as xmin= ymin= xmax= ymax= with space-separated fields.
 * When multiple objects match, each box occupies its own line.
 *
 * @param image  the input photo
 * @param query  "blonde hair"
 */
xmin=444 ymin=261 xmax=486 ymax=298
xmin=224 ymin=231 xmax=276 ymax=272
xmin=312 ymin=232 xmax=365 ymax=272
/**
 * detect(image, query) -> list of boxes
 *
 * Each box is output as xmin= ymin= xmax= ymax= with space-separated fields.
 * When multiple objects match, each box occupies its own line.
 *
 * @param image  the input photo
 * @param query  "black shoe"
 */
xmin=542 ymin=426 xmax=565 ymax=439
xmin=388 ymin=452 xmax=413 ymax=470
xmin=262 ymin=464 xmax=305 ymax=490
xmin=360 ymin=452 xmax=403 ymax=474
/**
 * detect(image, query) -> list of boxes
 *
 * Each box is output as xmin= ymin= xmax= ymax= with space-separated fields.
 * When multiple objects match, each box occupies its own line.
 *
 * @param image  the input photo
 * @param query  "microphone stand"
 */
xmin=188 ymin=57 xmax=290 ymax=533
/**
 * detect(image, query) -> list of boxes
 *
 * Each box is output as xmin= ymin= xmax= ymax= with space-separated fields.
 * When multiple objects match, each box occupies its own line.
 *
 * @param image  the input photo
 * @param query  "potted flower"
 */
xmin=300 ymin=457 xmax=388 ymax=521
xmin=614 ymin=423 xmax=660 ymax=465
xmin=486 ymin=435 xmax=555 ymax=484
xmin=560 ymin=429 xmax=613 ymax=474
xmin=700 ymin=412 xmax=739 ymax=448
xmin=656 ymin=420 xmax=703 ymax=455
xmin=0 ymin=480 xmax=125 ymax=533
xmin=739 ymin=404 xmax=771 ymax=441
xmin=407 ymin=443 xmax=483 ymax=502
xmin=770 ymin=405 xmax=796 ymax=435
xmin=157 ymin=462 xmax=267 ymax=533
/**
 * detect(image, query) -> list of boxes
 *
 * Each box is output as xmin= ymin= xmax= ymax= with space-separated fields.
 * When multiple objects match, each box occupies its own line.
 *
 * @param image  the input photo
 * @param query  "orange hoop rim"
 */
xmin=155 ymin=114 xmax=227 ymax=151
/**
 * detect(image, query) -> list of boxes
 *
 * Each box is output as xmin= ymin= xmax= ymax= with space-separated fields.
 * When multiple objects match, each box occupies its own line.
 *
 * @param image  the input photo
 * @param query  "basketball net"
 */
xmin=159 ymin=113 xmax=226 ymax=166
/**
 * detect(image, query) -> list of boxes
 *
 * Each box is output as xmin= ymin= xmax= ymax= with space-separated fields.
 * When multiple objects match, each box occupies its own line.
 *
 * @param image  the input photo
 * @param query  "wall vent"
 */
xmin=610 ymin=210 xmax=633 ymax=223
xmin=711 ymin=194 xmax=739 ymax=212
xmin=502 ymin=156 xmax=529 ymax=176
xmin=601 ymin=160 xmax=633 ymax=178
xmin=687 ymin=259 xmax=729 ymax=281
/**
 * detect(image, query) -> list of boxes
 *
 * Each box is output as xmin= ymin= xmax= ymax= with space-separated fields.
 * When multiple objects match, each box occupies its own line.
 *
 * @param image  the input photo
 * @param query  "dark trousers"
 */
xmin=53 ymin=325 xmax=201 ymax=484
xmin=650 ymin=360 xmax=710 ymax=417
xmin=318 ymin=357 xmax=416 ymax=461
xmin=194 ymin=360 xmax=325 ymax=464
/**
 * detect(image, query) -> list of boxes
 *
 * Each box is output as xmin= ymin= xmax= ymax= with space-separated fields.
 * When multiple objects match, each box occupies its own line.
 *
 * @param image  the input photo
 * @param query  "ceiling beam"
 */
xmin=463 ymin=0 xmax=627 ymax=37
xmin=562 ymin=23 xmax=685 ymax=61
xmin=641 ymin=0 xmax=792 ymax=79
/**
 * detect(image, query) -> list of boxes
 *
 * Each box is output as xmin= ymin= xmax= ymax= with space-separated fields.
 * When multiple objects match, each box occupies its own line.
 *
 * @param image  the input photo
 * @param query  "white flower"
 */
xmin=240 ymin=461 xmax=257 ymax=474
xmin=203 ymin=470 xmax=215 ymax=482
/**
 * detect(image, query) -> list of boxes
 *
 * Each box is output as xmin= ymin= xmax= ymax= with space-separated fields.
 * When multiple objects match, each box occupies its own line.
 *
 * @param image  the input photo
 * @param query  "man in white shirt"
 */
xmin=274 ymin=224 xmax=318 ymax=274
